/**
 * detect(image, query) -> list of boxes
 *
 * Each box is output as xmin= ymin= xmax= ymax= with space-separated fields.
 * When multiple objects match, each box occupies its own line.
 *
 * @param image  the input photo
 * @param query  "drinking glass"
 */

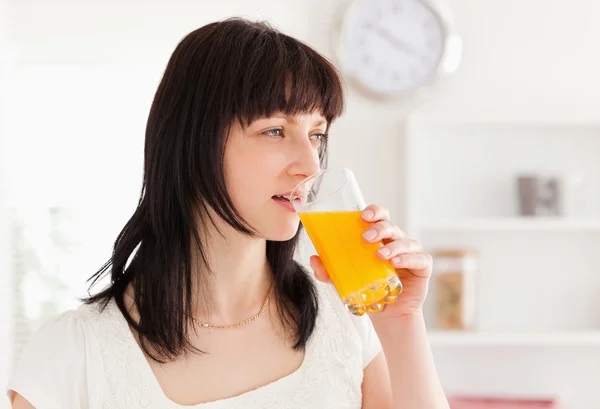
xmin=291 ymin=168 xmax=402 ymax=316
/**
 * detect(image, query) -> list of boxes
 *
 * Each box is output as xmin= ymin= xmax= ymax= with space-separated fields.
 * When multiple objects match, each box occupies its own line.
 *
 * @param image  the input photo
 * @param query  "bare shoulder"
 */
xmin=361 ymin=352 xmax=393 ymax=409
xmin=9 ymin=392 xmax=36 ymax=409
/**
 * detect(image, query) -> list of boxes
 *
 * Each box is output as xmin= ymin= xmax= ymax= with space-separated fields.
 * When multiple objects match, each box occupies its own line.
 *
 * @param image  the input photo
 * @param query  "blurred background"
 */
xmin=1 ymin=0 xmax=600 ymax=408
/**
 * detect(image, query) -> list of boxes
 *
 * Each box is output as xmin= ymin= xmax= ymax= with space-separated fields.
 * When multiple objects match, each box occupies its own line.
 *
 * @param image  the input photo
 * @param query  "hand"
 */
xmin=310 ymin=204 xmax=433 ymax=320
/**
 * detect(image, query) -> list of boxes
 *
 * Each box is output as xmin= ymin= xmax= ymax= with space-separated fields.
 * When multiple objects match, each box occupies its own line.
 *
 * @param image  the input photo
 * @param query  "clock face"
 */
xmin=341 ymin=0 xmax=447 ymax=96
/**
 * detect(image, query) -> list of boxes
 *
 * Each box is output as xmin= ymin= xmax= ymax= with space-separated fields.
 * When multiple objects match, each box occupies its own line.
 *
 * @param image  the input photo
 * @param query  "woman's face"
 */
xmin=224 ymin=111 xmax=327 ymax=241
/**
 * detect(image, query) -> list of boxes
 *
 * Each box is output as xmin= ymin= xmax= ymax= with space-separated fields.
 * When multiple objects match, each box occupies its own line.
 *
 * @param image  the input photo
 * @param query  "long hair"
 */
xmin=84 ymin=18 xmax=345 ymax=362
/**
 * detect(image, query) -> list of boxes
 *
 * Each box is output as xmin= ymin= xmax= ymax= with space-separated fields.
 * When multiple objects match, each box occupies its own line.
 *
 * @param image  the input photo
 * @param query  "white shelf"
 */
xmin=406 ymin=114 xmax=600 ymax=128
xmin=421 ymin=217 xmax=600 ymax=232
xmin=428 ymin=330 xmax=600 ymax=347
xmin=405 ymin=118 xmax=600 ymax=354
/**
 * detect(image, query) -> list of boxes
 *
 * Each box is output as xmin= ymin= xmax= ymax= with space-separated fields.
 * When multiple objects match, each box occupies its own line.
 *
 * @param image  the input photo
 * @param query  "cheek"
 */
xmin=225 ymin=149 xmax=281 ymax=205
xmin=229 ymin=142 xmax=285 ymax=177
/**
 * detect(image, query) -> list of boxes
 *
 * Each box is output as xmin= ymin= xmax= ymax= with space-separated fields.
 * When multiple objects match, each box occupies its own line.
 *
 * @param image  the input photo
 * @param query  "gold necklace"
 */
xmin=192 ymin=281 xmax=275 ymax=329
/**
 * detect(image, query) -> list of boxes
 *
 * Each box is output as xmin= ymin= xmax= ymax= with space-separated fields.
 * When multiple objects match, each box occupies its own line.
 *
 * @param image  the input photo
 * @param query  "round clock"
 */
xmin=334 ymin=0 xmax=462 ymax=100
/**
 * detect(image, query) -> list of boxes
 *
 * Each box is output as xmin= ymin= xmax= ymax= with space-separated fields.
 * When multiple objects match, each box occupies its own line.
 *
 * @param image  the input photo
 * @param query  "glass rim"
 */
xmin=290 ymin=168 xmax=354 ymax=209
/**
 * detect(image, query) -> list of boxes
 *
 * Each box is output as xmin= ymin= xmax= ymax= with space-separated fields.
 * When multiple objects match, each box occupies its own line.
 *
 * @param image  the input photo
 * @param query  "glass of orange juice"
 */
xmin=291 ymin=168 xmax=402 ymax=316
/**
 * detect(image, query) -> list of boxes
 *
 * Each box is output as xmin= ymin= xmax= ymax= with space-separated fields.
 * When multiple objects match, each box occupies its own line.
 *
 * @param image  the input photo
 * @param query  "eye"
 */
xmin=310 ymin=133 xmax=328 ymax=143
xmin=263 ymin=128 xmax=283 ymax=138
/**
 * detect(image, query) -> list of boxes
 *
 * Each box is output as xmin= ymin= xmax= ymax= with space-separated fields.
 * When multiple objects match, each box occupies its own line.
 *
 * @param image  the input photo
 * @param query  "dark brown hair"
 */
xmin=84 ymin=18 xmax=345 ymax=362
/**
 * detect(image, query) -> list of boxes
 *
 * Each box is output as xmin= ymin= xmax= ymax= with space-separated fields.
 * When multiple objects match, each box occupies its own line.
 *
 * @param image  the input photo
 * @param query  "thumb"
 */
xmin=310 ymin=255 xmax=331 ymax=283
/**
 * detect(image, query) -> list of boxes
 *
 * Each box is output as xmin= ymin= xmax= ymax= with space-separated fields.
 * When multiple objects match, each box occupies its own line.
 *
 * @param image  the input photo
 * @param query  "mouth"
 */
xmin=272 ymin=191 xmax=294 ymax=201
xmin=272 ymin=192 xmax=298 ymax=211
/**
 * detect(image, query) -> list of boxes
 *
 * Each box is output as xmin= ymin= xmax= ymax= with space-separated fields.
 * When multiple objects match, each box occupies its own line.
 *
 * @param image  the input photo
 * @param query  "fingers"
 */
xmin=389 ymin=252 xmax=432 ymax=277
xmin=361 ymin=205 xmax=390 ymax=222
xmin=362 ymin=220 xmax=407 ymax=243
xmin=310 ymin=255 xmax=331 ymax=283
xmin=312 ymin=203 xmax=431 ymax=285
xmin=376 ymin=238 xmax=422 ymax=260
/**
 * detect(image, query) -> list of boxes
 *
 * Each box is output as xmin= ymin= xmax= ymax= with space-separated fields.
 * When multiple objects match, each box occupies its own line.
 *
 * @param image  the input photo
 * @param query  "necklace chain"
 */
xmin=192 ymin=281 xmax=275 ymax=329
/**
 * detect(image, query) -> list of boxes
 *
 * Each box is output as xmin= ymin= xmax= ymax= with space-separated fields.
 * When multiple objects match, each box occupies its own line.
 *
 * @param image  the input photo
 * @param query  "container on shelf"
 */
xmin=516 ymin=174 xmax=561 ymax=217
xmin=447 ymin=395 xmax=562 ymax=409
xmin=432 ymin=248 xmax=479 ymax=330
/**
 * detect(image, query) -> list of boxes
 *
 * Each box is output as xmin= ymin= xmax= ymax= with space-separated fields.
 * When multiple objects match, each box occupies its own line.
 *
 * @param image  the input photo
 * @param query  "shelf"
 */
xmin=428 ymin=330 xmax=600 ymax=347
xmin=406 ymin=114 xmax=600 ymax=128
xmin=421 ymin=217 xmax=600 ymax=232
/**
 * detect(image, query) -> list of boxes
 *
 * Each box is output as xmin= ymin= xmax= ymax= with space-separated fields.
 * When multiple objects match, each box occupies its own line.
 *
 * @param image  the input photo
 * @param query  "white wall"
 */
xmin=0 ymin=0 xmax=14 ymax=400
xmin=3 ymin=0 xmax=600 ymax=407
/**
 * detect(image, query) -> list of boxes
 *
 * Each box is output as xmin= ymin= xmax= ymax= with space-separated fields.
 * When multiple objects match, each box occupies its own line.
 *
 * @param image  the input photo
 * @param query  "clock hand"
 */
xmin=370 ymin=26 xmax=426 ymax=60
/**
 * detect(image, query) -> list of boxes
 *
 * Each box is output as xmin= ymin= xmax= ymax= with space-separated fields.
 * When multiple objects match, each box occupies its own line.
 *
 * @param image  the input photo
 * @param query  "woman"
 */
xmin=8 ymin=18 xmax=449 ymax=409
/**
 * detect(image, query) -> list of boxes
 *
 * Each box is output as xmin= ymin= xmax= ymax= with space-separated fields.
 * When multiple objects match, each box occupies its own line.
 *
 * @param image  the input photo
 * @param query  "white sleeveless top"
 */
xmin=7 ymin=281 xmax=382 ymax=409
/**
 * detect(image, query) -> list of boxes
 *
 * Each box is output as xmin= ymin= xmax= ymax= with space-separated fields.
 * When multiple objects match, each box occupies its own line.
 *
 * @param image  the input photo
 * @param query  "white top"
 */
xmin=7 ymin=281 xmax=382 ymax=409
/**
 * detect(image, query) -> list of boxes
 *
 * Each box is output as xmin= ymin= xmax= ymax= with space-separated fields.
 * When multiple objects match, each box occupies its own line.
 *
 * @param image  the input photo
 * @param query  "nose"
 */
xmin=287 ymin=137 xmax=321 ymax=181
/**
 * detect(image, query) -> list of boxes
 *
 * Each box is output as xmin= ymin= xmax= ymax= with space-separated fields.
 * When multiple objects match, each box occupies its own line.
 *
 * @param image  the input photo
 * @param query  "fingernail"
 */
xmin=378 ymin=247 xmax=391 ymax=257
xmin=362 ymin=209 xmax=374 ymax=220
xmin=363 ymin=229 xmax=377 ymax=241
xmin=392 ymin=256 xmax=402 ymax=265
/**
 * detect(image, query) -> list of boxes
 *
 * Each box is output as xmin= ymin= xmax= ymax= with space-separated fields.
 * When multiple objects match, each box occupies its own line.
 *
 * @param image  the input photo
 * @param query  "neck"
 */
xmin=191 ymin=216 xmax=273 ymax=326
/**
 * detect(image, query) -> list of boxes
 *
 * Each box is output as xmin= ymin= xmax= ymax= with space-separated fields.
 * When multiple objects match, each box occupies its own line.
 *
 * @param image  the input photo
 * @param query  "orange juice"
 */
xmin=300 ymin=210 xmax=402 ymax=314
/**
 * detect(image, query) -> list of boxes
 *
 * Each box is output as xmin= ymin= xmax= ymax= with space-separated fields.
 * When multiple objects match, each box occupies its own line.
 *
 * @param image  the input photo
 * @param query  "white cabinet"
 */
xmin=404 ymin=116 xmax=600 ymax=338
xmin=403 ymin=115 xmax=600 ymax=406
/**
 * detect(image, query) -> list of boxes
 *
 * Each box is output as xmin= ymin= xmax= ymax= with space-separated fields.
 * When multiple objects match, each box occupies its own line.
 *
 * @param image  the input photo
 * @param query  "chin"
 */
xmin=261 ymin=221 xmax=301 ymax=242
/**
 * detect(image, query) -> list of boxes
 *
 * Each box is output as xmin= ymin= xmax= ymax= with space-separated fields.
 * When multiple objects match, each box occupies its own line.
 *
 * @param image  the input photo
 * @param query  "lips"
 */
xmin=272 ymin=195 xmax=290 ymax=201
xmin=273 ymin=188 xmax=309 ymax=211
xmin=272 ymin=191 xmax=294 ymax=201
xmin=272 ymin=192 xmax=296 ymax=212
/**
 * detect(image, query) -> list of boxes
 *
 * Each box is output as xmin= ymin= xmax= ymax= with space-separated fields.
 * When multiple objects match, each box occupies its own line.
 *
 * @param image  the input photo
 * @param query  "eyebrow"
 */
xmin=312 ymin=119 xmax=328 ymax=127
xmin=274 ymin=116 xmax=328 ymax=127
